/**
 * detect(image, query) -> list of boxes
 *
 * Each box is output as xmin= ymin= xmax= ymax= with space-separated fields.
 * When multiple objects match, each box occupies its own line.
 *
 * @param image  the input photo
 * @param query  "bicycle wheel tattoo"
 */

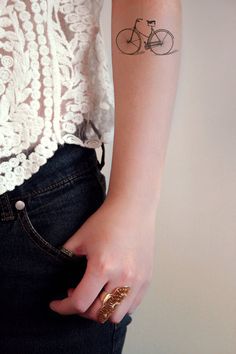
xmin=116 ymin=28 xmax=142 ymax=55
xmin=149 ymin=29 xmax=174 ymax=55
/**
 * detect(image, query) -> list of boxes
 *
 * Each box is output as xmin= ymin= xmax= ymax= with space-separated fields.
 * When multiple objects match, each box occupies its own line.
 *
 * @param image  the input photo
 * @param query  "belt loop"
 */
xmin=97 ymin=142 xmax=105 ymax=171
xmin=0 ymin=193 xmax=15 ymax=221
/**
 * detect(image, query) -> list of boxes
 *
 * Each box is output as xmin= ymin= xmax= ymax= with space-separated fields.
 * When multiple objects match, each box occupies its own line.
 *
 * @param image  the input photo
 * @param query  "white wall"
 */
xmin=99 ymin=1 xmax=236 ymax=353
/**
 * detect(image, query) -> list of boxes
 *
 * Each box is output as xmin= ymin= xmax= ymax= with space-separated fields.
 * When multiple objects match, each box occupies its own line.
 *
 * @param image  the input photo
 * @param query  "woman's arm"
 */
xmin=49 ymin=0 xmax=182 ymax=324
xmin=107 ymin=0 xmax=182 ymax=217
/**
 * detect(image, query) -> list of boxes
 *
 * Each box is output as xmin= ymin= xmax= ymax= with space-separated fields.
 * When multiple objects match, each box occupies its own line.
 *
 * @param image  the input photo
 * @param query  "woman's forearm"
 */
xmin=106 ymin=0 xmax=182 ymax=216
xmin=47 ymin=0 xmax=182 ymax=326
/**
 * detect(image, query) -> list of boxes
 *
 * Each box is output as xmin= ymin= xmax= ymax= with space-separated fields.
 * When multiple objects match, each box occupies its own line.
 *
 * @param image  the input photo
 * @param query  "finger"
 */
xmin=69 ymin=276 xmax=124 ymax=322
xmin=88 ymin=282 xmax=135 ymax=324
xmin=105 ymin=283 xmax=137 ymax=324
xmin=127 ymin=279 xmax=151 ymax=315
xmin=49 ymin=295 xmax=75 ymax=315
xmin=62 ymin=235 xmax=86 ymax=256
xmin=49 ymin=262 xmax=107 ymax=315
xmin=127 ymin=285 xmax=146 ymax=314
xmin=61 ymin=230 xmax=86 ymax=256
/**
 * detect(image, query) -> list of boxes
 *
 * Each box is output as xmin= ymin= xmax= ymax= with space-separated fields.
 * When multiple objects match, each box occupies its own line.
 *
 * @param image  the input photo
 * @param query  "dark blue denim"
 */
xmin=0 ymin=143 xmax=132 ymax=354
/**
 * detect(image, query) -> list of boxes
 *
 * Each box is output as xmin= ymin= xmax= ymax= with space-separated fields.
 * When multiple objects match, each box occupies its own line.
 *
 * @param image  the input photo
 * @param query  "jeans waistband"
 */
xmin=0 ymin=143 xmax=105 ymax=221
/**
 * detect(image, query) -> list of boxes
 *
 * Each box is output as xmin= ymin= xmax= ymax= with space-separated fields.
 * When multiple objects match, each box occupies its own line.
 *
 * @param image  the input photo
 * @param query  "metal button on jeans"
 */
xmin=15 ymin=200 xmax=25 ymax=210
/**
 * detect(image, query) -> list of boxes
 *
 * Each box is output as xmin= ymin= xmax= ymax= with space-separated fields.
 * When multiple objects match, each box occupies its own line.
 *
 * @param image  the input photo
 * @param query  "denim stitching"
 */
xmin=17 ymin=207 xmax=73 ymax=264
xmin=9 ymin=163 xmax=99 ymax=201
xmin=0 ymin=195 xmax=15 ymax=221
xmin=29 ymin=171 xmax=91 ymax=197
xmin=112 ymin=324 xmax=118 ymax=354
xmin=0 ymin=196 xmax=6 ymax=219
xmin=5 ymin=194 xmax=14 ymax=220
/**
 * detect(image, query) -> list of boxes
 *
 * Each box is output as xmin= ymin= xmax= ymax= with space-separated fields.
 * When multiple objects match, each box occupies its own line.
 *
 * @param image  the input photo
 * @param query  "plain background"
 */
xmin=98 ymin=1 xmax=236 ymax=353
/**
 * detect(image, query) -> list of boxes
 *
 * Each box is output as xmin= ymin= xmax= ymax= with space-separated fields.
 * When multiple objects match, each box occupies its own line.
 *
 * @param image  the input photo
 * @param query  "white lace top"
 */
xmin=0 ymin=0 xmax=114 ymax=195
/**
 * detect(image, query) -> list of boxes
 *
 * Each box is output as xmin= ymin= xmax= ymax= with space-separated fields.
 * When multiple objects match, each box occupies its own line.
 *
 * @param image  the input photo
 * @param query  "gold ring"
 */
xmin=99 ymin=290 xmax=112 ymax=304
xmin=97 ymin=286 xmax=131 ymax=324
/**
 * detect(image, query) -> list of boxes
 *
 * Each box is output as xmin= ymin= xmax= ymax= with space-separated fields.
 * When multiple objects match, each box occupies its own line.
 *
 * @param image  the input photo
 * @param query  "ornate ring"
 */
xmin=97 ymin=286 xmax=131 ymax=324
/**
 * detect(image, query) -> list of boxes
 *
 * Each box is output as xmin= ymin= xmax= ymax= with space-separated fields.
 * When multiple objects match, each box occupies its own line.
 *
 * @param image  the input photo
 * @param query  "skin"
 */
xmin=49 ymin=0 xmax=182 ymax=324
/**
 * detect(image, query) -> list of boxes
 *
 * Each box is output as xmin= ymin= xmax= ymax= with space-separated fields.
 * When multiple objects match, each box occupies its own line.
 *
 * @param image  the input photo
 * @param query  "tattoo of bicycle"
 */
xmin=116 ymin=18 xmax=177 ymax=56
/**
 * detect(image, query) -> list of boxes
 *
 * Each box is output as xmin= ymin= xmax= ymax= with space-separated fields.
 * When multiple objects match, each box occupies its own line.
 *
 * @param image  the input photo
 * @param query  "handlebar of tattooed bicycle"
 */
xmin=137 ymin=18 xmax=143 ymax=22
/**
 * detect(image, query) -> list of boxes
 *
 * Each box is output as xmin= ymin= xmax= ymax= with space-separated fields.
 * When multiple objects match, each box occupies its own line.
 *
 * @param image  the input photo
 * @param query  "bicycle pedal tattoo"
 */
xmin=116 ymin=18 xmax=177 ymax=56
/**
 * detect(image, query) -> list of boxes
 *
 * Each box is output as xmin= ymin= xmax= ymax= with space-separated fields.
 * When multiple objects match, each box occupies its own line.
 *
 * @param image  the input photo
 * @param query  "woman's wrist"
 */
xmin=103 ymin=190 xmax=159 ymax=224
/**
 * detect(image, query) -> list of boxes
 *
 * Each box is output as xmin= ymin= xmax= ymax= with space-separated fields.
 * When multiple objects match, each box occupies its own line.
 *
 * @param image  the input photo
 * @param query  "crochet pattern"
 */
xmin=0 ymin=0 xmax=114 ymax=194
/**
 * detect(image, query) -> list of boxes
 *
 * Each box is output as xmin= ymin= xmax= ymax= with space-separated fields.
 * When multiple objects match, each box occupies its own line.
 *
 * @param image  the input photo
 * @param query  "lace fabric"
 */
xmin=0 ymin=0 xmax=114 ymax=195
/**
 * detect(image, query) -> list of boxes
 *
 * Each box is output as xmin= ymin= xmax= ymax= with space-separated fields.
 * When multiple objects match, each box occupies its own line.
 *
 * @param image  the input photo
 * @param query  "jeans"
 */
xmin=0 ymin=143 xmax=132 ymax=354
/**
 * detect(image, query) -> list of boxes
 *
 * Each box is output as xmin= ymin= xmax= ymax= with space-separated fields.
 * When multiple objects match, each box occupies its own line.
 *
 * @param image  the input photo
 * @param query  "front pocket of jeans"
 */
xmin=17 ymin=204 xmax=78 ymax=264
xmin=16 ymin=172 xmax=105 ymax=265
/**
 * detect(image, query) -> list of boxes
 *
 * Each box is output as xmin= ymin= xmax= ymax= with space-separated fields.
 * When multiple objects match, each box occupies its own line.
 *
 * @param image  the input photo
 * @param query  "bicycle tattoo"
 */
xmin=116 ymin=18 xmax=177 ymax=56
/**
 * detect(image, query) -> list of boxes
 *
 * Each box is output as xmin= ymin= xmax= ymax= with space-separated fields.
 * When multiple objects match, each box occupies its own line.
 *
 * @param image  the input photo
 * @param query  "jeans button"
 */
xmin=15 ymin=200 xmax=25 ymax=210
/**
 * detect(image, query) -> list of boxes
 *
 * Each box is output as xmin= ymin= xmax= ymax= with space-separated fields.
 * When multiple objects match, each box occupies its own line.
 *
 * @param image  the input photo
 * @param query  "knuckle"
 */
xmin=95 ymin=259 xmax=113 ymax=277
xmin=120 ymin=268 xmax=136 ymax=283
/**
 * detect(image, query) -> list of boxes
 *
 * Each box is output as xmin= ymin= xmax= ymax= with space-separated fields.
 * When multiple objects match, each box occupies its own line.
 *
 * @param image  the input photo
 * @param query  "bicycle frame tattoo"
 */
xmin=116 ymin=18 xmax=176 ymax=56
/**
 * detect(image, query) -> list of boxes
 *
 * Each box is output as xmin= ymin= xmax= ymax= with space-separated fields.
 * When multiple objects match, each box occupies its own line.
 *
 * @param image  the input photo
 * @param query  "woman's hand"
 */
xmin=49 ymin=198 xmax=157 ymax=324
